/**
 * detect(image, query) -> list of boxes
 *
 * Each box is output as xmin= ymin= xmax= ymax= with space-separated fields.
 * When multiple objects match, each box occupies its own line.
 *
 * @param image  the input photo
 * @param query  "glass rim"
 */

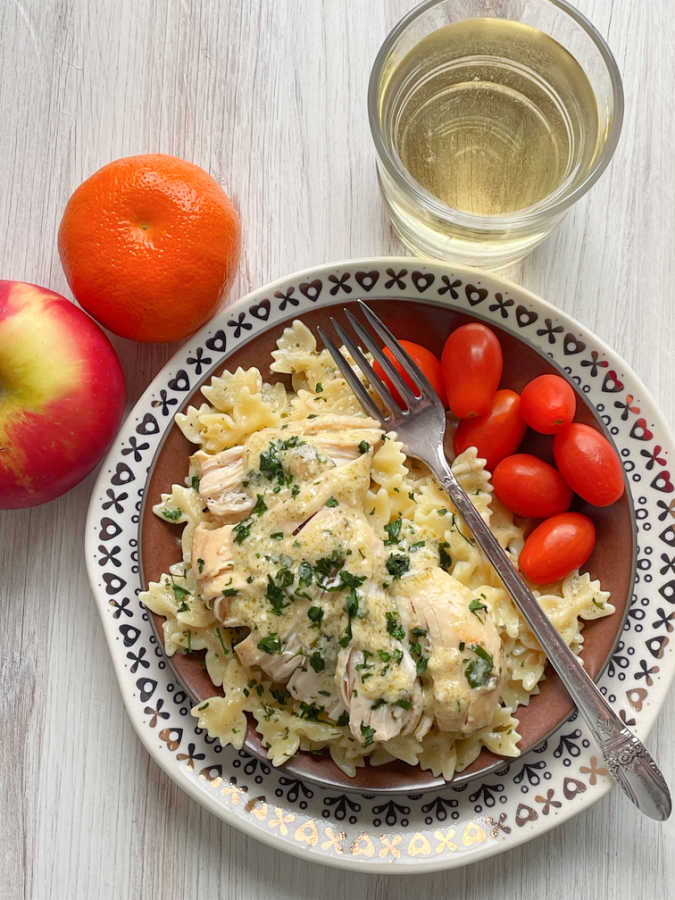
xmin=367 ymin=0 xmax=625 ymax=232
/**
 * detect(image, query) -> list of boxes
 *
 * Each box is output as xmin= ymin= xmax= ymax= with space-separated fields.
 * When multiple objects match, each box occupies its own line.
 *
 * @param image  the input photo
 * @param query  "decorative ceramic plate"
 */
xmin=85 ymin=259 xmax=675 ymax=872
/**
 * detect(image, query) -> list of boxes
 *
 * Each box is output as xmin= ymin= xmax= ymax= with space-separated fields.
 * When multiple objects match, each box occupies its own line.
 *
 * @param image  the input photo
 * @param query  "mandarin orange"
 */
xmin=58 ymin=154 xmax=241 ymax=342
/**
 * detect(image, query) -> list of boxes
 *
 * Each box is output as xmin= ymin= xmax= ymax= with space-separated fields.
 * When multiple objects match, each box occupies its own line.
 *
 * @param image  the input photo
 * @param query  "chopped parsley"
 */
xmin=299 ymin=702 xmax=322 ymax=720
xmin=408 ymin=491 xmax=416 ymax=502
xmin=377 ymin=649 xmax=391 ymax=662
xmin=222 ymin=588 xmax=238 ymax=598
xmin=314 ymin=549 xmax=346 ymax=589
xmin=197 ymin=702 xmax=209 ymax=711
xmin=197 ymin=557 xmax=205 ymax=574
xmin=437 ymin=507 xmax=448 ymax=516
xmin=309 ymin=651 xmax=325 ymax=672
xmin=162 ymin=507 xmax=181 ymax=521
xmin=298 ymin=561 xmax=314 ymax=587
xmin=358 ymin=440 xmax=370 ymax=454
xmin=464 ymin=644 xmax=495 ymax=689
xmin=266 ymin=574 xmax=289 ymax=615
xmin=409 ymin=634 xmax=428 ymax=675
xmin=259 ymin=437 xmax=302 ymax=486
xmin=257 ymin=633 xmax=281 ymax=654
xmin=385 ymin=611 xmax=406 ymax=641
xmin=336 ymin=711 xmax=349 ymax=727
xmin=325 ymin=497 xmax=339 ymax=507
xmin=291 ymin=483 xmax=300 ymax=497
xmin=171 ymin=583 xmax=190 ymax=601
xmin=469 ymin=596 xmax=488 ymax=619
xmin=393 ymin=697 xmax=412 ymax=710
xmin=315 ymin=382 xmax=324 ymax=393
xmin=233 ymin=518 xmax=252 ymax=544
xmin=371 ymin=698 xmax=387 ymax=710
xmin=360 ymin=723 xmax=376 ymax=747
xmin=270 ymin=532 xmax=284 ymax=540
xmin=438 ymin=541 xmax=452 ymax=572
xmin=410 ymin=540 xmax=425 ymax=552
xmin=384 ymin=515 xmax=402 ymax=545
xmin=271 ymin=687 xmax=290 ymax=705
xmin=251 ymin=494 xmax=268 ymax=516
xmin=386 ymin=553 xmax=410 ymax=579
xmin=215 ymin=627 xmax=229 ymax=657
xmin=191 ymin=475 xmax=200 ymax=492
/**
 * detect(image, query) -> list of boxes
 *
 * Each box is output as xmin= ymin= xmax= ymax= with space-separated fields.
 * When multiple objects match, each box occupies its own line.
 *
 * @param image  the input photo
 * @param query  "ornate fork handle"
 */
xmin=427 ymin=446 xmax=671 ymax=821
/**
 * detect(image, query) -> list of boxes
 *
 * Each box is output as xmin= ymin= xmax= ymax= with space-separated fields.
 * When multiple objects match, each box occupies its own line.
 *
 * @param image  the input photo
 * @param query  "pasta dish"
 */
xmin=141 ymin=320 xmax=614 ymax=779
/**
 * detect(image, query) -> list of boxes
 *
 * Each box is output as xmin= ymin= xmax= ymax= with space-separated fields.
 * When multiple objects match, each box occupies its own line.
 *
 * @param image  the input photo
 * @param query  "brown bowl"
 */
xmin=140 ymin=298 xmax=634 ymax=793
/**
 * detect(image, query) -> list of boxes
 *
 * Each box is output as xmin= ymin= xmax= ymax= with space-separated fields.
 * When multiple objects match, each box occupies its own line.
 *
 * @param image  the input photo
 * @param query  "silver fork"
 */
xmin=317 ymin=300 xmax=671 ymax=821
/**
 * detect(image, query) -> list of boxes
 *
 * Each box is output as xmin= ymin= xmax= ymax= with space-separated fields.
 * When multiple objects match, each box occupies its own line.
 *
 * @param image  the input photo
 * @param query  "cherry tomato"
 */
xmin=441 ymin=323 xmax=503 ymax=418
xmin=518 ymin=512 xmax=596 ymax=584
xmin=373 ymin=340 xmax=446 ymax=407
xmin=492 ymin=454 xmax=572 ymax=519
xmin=553 ymin=423 xmax=625 ymax=507
xmin=453 ymin=389 xmax=526 ymax=470
xmin=520 ymin=374 xmax=576 ymax=434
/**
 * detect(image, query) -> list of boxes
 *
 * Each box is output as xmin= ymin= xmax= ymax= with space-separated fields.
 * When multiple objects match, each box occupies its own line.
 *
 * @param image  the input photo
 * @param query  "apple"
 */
xmin=0 ymin=281 xmax=126 ymax=508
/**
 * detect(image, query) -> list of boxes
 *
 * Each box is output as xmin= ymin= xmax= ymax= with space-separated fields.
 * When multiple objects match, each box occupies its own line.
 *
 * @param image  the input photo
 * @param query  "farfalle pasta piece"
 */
xmin=252 ymin=707 xmax=342 ymax=767
xmin=176 ymin=402 xmax=213 ymax=445
xmin=191 ymin=693 xmax=248 ymax=751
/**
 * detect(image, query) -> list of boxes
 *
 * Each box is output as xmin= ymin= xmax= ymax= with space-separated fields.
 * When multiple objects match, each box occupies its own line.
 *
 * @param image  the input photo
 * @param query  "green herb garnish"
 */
xmin=464 ymin=644 xmax=494 ymax=688
xmin=385 ymin=611 xmax=406 ymax=641
xmin=384 ymin=515 xmax=402 ymax=545
xmin=325 ymin=497 xmax=339 ymax=507
xmin=233 ymin=519 xmax=252 ymax=544
xmin=469 ymin=597 xmax=488 ymax=618
xmin=162 ymin=508 xmax=181 ymax=521
xmin=386 ymin=553 xmax=410 ymax=579
xmin=358 ymin=440 xmax=370 ymax=454
xmin=309 ymin=651 xmax=325 ymax=672
xmin=438 ymin=541 xmax=452 ymax=572
xmin=360 ymin=723 xmax=376 ymax=747
xmin=252 ymin=494 xmax=268 ymax=516
xmin=257 ymin=633 xmax=281 ymax=654
xmin=307 ymin=606 xmax=324 ymax=625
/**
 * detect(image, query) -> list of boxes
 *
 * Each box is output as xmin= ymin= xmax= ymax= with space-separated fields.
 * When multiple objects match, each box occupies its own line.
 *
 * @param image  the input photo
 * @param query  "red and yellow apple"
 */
xmin=0 ymin=281 xmax=126 ymax=508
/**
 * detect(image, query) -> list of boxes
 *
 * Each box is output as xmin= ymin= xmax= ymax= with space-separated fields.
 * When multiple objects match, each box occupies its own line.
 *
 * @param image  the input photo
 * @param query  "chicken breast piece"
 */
xmin=300 ymin=414 xmax=383 ymax=465
xmin=287 ymin=665 xmax=345 ymax=720
xmin=397 ymin=569 xmax=503 ymax=733
xmin=337 ymin=645 xmax=424 ymax=743
xmin=235 ymin=629 xmax=304 ymax=682
xmin=193 ymin=447 xmax=253 ymax=520
xmin=192 ymin=523 xmax=243 ymax=617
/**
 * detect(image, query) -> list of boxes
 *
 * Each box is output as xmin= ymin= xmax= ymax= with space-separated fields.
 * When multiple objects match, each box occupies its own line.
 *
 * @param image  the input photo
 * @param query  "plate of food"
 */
xmin=85 ymin=258 xmax=674 ymax=871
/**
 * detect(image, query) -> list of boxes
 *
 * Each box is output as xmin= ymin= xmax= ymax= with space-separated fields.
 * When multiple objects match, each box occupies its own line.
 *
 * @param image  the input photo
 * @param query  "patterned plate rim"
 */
xmin=85 ymin=258 xmax=675 ymax=873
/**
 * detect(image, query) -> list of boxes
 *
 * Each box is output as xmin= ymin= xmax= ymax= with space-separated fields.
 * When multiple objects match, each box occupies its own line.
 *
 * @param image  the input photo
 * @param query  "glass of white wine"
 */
xmin=368 ymin=0 xmax=623 ymax=269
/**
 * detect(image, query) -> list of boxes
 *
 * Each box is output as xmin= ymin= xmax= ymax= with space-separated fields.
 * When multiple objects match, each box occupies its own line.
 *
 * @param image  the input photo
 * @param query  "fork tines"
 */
xmin=317 ymin=300 xmax=439 ymax=422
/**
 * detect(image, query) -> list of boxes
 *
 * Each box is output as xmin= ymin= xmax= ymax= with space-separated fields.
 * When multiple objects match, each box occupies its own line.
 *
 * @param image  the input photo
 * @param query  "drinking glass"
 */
xmin=368 ymin=0 xmax=623 ymax=269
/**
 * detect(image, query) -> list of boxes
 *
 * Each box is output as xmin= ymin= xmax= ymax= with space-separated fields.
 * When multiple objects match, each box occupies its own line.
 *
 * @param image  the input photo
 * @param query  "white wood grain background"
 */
xmin=1 ymin=1 xmax=673 ymax=898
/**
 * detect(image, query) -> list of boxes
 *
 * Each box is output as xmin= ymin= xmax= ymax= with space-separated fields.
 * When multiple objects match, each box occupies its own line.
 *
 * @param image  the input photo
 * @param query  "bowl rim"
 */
xmin=84 ymin=257 xmax=675 ymax=872
xmin=137 ymin=291 xmax=635 ymax=795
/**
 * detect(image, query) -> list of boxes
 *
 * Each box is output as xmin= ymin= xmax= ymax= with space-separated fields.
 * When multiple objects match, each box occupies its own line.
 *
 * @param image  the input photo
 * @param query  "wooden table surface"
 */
xmin=1 ymin=1 xmax=673 ymax=897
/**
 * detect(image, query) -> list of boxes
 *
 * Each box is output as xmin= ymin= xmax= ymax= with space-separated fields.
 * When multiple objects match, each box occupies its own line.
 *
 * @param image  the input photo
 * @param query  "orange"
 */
xmin=58 ymin=154 xmax=241 ymax=342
